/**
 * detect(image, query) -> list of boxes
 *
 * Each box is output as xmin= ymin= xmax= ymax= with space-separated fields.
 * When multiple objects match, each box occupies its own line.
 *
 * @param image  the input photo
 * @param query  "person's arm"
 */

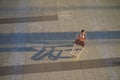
xmin=80 ymin=34 xmax=86 ymax=42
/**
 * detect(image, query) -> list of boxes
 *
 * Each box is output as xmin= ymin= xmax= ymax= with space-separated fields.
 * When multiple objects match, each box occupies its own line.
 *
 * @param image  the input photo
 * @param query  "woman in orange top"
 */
xmin=75 ymin=30 xmax=86 ymax=47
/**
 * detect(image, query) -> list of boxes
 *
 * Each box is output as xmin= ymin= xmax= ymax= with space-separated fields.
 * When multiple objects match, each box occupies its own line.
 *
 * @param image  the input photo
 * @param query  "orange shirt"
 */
xmin=77 ymin=34 xmax=86 ymax=42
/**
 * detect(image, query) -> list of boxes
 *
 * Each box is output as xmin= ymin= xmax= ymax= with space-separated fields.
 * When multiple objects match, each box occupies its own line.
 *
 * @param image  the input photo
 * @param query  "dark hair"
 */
xmin=81 ymin=29 xmax=85 ymax=33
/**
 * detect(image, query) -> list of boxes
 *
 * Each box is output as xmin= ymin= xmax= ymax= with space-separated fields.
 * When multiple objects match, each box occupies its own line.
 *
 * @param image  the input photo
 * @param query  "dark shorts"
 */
xmin=74 ymin=39 xmax=85 ymax=47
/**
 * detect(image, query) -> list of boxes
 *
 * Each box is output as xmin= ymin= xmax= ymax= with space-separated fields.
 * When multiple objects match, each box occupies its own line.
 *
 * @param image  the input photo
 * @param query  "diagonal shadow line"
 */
xmin=0 ymin=15 xmax=58 ymax=24
xmin=0 ymin=57 xmax=120 ymax=76
xmin=31 ymin=47 xmax=46 ymax=60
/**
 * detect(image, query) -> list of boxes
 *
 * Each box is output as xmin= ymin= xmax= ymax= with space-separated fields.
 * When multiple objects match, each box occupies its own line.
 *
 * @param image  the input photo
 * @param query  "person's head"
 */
xmin=81 ymin=29 xmax=85 ymax=34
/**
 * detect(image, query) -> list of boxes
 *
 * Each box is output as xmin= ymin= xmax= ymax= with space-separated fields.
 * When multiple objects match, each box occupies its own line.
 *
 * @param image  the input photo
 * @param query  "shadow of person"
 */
xmin=48 ymin=47 xmax=63 ymax=60
xmin=31 ymin=47 xmax=62 ymax=61
xmin=31 ymin=46 xmax=62 ymax=61
xmin=31 ymin=47 xmax=47 ymax=60
xmin=31 ymin=46 xmax=72 ymax=61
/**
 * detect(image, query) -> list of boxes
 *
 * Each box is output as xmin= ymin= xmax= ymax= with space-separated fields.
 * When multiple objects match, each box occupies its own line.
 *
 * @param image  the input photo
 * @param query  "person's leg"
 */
xmin=76 ymin=42 xmax=85 ymax=58
xmin=71 ymin=44 xmax=77 ymax=56
xmin=74 ymin=45 xmax=82 ymax=57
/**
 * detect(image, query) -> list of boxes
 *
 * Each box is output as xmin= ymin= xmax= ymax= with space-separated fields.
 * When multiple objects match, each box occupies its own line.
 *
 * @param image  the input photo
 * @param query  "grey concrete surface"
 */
xmin=0 ymin=0 xmax=120 ymax=80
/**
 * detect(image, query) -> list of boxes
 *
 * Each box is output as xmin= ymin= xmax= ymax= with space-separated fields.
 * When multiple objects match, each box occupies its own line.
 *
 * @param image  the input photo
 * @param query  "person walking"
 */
xmin=71 ymin=30 xmax=87 ymax=58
